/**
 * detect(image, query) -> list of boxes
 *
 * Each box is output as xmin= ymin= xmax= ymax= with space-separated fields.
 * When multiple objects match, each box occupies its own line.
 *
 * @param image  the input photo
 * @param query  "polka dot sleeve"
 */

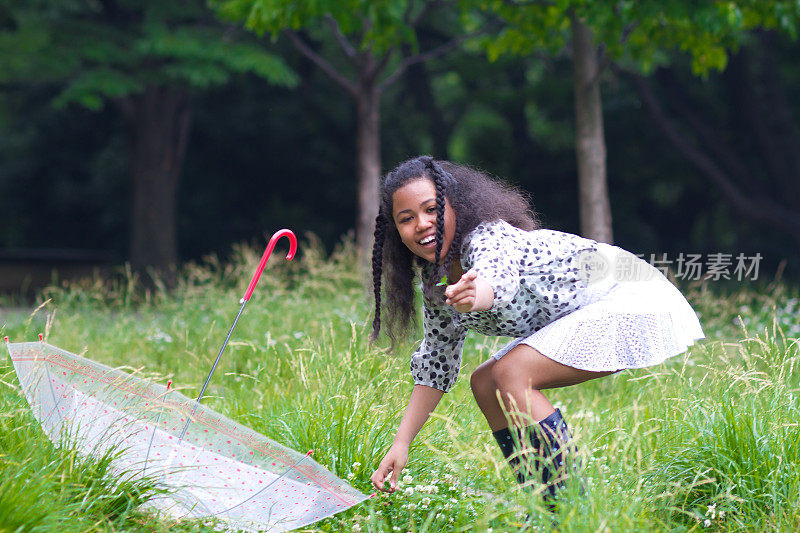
xmin=462 ymin=223 xmax=522 ymax=308
xmin=410 ymin=297 xmax=468 ymax=393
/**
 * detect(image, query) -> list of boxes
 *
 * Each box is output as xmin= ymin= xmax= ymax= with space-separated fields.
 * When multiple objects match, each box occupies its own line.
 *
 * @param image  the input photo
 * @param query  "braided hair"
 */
xmin=370 ymin=156 xmax=540 ymax=344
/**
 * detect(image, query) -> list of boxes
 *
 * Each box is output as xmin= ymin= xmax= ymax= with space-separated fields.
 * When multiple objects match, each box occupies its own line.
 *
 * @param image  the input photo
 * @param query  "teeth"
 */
xmin=419 ymin=235 xmax=435 ymax=245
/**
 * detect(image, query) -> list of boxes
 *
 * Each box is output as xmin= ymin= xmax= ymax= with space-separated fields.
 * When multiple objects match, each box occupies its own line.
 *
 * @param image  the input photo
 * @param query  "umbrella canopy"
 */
xmin=6 ymin=339 xmax=368 ymax=532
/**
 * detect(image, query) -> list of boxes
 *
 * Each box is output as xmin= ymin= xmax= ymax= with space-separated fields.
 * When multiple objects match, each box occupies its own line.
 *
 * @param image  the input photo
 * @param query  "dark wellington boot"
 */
xmin=538 ymin=408 xmax=582 ymax=503
xmin=492 ymin=425 xmax=541 ymax=486
xmin=493 ymin=409 xmax=581 ymax=511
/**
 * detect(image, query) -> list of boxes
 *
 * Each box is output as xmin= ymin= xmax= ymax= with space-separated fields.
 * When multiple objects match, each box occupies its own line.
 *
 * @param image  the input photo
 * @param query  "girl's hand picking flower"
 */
xmin=371 ymin=442 xmax=409 ymax=493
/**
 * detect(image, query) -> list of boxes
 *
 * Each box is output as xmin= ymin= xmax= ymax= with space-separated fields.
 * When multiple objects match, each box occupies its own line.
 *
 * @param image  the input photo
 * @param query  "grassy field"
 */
xmin=1 ymin=237 xmax=799 ymax=532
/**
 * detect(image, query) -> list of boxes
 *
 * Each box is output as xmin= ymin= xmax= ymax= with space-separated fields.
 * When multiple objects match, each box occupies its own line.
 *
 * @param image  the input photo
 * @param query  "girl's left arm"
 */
xmin=371 ymin=384 xmax=444 ymax=492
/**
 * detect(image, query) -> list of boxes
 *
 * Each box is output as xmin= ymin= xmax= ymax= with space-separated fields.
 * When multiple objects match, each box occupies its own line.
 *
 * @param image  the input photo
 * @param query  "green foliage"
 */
xmin=470 ymin=0 xmax=800 ymax=76
xmin=0 ymin=384 xmax=169 ymax=531
xmin=0 ymin=0 xmax=297 ymax=110
xmin=646 ymin=328 xmax=800 ymax=529
xmin=2 ymin=237 xmax=800 ymax=530
xmin=218 ymin=0 xmax=428 ymax=54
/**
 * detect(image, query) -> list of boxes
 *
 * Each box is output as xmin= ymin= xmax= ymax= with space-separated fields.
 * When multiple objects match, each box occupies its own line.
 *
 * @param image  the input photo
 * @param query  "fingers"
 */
xmin=445 ymin=280 xmax=473 ymax=301
xmin=371 ymin=463 xmax=392 ymax=492
xmin=390 ymin=466 xmax=401 ymax=492
xmin=445 ymin=285 xmax=476 ymax=307
xmin=371 ymin=461 xmax=402 ymax=493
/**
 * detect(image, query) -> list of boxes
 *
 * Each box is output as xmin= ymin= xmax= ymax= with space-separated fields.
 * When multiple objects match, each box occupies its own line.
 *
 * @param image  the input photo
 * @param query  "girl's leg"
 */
xmin=470 ymin=344 xmax=615 ymax=429
xmin=470 ymin=359 xmax=508 ymax=431
xmin=472 ymin=344 xmax=616 ymax=499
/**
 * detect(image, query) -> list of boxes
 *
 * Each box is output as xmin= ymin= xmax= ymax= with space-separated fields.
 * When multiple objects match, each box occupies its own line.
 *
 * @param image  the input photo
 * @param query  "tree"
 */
xmin=218 ymin=0 xmax=482 ymax=266
xmin=0 ymin=0 xmax=297 ymax=274
xmin=467 ymin=0 xmax=800 ymax=244
xmin=627 ymin=31 xmax=800 ymax=247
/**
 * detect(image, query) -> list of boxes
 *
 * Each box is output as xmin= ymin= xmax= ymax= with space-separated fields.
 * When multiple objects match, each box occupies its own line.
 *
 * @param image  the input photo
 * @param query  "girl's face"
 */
xmin=391 ymin=177 xmax=456 ymax=264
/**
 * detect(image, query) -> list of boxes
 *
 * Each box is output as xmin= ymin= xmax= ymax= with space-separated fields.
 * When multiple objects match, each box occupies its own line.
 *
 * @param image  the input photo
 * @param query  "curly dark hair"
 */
xmin=370 ymin=155 xmax=540 ymax=344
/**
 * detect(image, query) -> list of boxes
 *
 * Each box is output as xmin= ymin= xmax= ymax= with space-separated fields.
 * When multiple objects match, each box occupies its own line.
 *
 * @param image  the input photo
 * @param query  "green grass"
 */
xmin=1 ymin=236 xmax=799 ymax=532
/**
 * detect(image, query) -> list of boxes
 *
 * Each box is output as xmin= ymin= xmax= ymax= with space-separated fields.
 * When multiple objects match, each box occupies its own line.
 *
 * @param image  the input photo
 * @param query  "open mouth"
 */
xmin=418 ymin=235 xmax=435 ymax=246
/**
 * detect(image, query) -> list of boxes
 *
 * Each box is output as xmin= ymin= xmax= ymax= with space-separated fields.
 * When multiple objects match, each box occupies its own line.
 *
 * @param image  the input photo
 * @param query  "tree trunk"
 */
xmin=355 ymin=68 xmax=381 ymax=271
xmin=118 ymin=86 xmax=192 ymax=278
xmin=571 ymin=15 xmax=613 ymax=244
xmin=406 ymin=61 xmax=450 ymax=158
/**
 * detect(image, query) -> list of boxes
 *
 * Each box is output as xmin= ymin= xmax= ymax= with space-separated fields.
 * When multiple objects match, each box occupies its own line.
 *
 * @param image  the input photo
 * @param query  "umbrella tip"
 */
xmin=3 ymin=336 xmax=8 ymax=343
xmin=167 ymin=380 xmax=172 ymax=390
xmin=38 ymin=333 xmax=43 ymax=342
xmin=306 ymin=449 xmax=314 ymax=456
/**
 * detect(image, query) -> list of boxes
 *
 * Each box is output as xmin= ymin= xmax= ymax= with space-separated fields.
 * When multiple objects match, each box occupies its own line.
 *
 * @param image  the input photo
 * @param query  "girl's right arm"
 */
xmin=370 ymin=384 xmax=444 ymax=492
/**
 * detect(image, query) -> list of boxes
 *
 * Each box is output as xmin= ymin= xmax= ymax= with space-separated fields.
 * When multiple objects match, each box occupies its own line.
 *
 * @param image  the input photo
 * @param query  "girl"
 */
xmin=368 ymin=156 xmax=704 ymax=501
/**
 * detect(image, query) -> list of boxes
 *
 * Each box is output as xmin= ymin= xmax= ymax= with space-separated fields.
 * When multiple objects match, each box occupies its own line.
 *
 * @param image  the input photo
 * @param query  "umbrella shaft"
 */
xmin=178 ymin=300 xmax=248 ymax=441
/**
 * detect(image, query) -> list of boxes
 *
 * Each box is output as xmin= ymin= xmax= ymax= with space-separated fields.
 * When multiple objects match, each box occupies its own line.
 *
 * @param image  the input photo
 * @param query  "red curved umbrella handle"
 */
xmin=242 ymin=229 xmax=297 ymax=302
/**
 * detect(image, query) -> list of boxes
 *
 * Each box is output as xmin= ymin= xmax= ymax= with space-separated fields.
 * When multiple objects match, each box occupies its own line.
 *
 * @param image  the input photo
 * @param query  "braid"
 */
xmin=425 ymin=158 xmax=455 ymax=283
xmin=442 ymin=226 xmax=463 ymax=283
xmin=370 ymin=211 xmax=387 ymax=342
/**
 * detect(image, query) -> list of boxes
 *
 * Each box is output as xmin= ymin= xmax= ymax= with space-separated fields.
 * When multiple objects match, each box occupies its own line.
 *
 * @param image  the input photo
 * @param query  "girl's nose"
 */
xmin=417 ymin=213 xmax=435 ymax=231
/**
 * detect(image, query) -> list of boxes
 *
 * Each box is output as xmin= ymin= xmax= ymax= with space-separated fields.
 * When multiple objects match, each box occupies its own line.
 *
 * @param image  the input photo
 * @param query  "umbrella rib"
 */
xmin=41 ymin=364 xmax=68 ymax=432
xmin=141 ymin=396 xmax=167 ymax=476
xmin=178 ymin=300 xmax=248 ymax=442
xmin=212 ymin=451 xmax=314 ymax=517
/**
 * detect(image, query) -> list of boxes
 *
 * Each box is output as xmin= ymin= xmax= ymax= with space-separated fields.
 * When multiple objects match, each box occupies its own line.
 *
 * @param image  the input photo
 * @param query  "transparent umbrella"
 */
xmin=4 ymin=230 xmax=368 ymax=531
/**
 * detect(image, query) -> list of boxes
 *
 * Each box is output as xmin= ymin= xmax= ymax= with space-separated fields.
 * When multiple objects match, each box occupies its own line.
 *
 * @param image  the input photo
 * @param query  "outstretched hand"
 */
xmin=444 ymin=270 xmax=494 ymax=313
xmin=370 ymin=442 xmax=408 ymax=493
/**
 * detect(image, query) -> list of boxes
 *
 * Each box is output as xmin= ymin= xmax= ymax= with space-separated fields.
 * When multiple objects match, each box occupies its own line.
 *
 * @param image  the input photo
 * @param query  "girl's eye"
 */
xmin=426 ymin=206 xmax=436 ymax=213
xmin=400 ymin=217 xmax=412 ymax=223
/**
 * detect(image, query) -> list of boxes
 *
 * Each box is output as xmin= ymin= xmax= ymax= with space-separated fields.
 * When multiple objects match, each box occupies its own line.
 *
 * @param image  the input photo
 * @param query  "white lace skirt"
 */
xmin=492 ymin=243 xmax=705 ymax=371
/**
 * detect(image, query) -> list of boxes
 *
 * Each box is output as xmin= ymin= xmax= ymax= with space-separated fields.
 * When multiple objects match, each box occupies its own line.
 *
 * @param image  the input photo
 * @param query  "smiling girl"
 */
xmin=368 ymin=156 xmax=703 ymax=503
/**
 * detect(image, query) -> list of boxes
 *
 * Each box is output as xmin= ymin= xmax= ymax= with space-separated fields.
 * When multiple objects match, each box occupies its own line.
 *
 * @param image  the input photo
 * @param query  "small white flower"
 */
xmin=347 ymin=472 xmax=355 ymax=480
xmin=421 ymin=497 xmax=431 ymax=508
xmin=352 ymin=461 xmax=361 ymax=468
xmin=393 ymin=527 xmax=401 ymax=532
xmin=707 ymin=503 xmax=717 ymax=519
xmin=403 ymin=474 xmax=413 ymax=484
xmin=704 ymin=519 xmax=711 ymax=527
xmin=408 ymin=503 xmax=417 ymax=510
xmin=719 ymin=510 xmax=726 ymax=518
xmin=353 ymin=525 xmax=362 ymax=533
xmin=403 ymin=487 xmax=414 ymax=496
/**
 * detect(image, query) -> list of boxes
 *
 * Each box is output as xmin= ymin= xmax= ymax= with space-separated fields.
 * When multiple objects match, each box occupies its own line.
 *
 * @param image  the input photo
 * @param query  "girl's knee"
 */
xmin=470 ymin=363 xmax=494 ymax=396
xmin=490 ymin=357 xmax=515 ymax=387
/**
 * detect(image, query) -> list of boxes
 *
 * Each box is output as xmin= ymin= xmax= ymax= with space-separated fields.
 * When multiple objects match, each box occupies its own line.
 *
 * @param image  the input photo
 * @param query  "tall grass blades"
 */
xmin=1 ymin=235 xmax=799 ymax=531
xmin=648 ymin=328 xmax=800 ymax=530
